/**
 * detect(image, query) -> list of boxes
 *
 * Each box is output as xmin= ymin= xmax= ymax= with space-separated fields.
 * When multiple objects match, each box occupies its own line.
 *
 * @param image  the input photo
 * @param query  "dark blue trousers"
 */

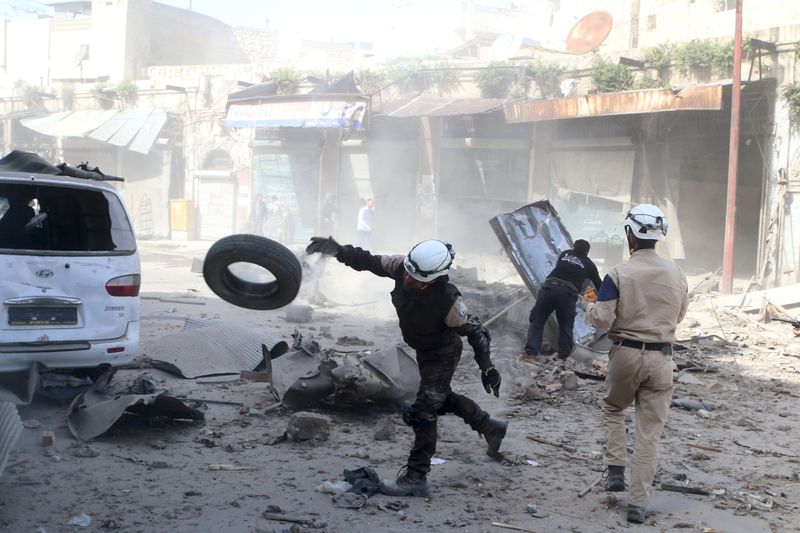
xmin=524 ymin=282 xmax=578 ymax=356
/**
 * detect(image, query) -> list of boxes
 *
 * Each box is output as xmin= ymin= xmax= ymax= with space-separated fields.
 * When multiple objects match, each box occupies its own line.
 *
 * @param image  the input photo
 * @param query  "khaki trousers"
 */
xmin=602 ymin=344 xmax=673 ymax=507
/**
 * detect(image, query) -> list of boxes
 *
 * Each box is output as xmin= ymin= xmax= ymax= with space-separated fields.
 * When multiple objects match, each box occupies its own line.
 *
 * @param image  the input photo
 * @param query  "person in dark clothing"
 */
xmin=306 ymin=236 xmax=506 ymax=497
xmin=523 ymin=239 xmax=602 ymax=360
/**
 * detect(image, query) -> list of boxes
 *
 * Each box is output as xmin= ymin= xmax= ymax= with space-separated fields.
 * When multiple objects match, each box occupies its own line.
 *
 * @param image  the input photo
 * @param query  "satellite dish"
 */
xmin=566 ymin=11 xmax=613 ymax=55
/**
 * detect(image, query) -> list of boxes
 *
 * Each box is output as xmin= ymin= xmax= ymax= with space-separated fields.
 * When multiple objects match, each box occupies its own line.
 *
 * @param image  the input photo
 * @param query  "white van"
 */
xmin=0 ymin=168 xmax=140 ymax=373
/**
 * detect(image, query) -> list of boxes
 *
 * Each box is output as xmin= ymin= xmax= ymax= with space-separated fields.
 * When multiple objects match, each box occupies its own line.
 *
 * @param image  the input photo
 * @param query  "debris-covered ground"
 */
xmin=1 ymin=241 xmax=799 ymax=533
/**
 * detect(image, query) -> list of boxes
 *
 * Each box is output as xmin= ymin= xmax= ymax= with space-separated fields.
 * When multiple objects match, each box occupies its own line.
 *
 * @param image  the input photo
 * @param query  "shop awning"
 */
xmin=224 ymin=95 xmax=368 ymax=129
xmin=374 ymin=95 xmax=506 ymax=118
xmin=504 ymin=83 xmax=726 ymax=123
xmin=20 ymin=108 xmax=169 ymax=154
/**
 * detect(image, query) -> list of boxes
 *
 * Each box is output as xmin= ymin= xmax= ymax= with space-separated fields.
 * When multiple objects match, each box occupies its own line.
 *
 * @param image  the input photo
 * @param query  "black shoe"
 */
xmin=482 ymin=418 xmax=508 ymax=457
xmin=605 ymin=465 xmax=626 ymax=492
xmin=627 ymin=505 xmax=652 ymax=524
xmin=379 ymin=466 xmax=430 ymax=497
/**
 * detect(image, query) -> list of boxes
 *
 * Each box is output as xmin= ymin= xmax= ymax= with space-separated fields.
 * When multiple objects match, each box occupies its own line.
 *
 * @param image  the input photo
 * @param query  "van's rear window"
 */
xmin=0 ymin=182 xmax=136 ymax=253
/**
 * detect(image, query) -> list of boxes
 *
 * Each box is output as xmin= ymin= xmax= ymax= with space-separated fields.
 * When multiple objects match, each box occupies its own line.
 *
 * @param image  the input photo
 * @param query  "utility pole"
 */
xmin=721 ymin=0 xmax=743 ymax=294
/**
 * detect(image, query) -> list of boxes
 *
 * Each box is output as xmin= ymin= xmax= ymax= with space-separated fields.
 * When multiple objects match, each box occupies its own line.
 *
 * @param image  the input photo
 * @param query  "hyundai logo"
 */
xmin=35 ymin=269 xmax=54 ymax=278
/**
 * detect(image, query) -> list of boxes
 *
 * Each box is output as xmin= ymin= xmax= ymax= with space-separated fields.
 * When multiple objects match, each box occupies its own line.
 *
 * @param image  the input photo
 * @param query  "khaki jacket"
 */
xmin=587 ymin=249 xmax=688 ymax=343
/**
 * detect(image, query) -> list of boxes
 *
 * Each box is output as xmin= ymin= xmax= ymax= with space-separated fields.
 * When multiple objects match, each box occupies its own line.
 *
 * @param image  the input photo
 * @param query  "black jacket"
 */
xmin=547 ymin=250 xmax=602 ymax=292
xmin=335 ymin=245 xmax=492 ymax=368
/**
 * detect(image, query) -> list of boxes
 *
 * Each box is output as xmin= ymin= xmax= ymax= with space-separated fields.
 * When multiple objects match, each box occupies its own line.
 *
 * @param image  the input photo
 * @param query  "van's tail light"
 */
xmin=106 ymin=274 xmax=141 ymax=297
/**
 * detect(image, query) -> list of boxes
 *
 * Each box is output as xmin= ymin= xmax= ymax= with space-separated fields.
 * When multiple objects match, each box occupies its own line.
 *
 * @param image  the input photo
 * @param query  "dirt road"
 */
xmin=1 ymin=242 xmax=798 ymax=532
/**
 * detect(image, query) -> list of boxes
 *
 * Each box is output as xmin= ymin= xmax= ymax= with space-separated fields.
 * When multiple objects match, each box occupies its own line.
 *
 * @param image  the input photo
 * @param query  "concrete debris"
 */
xmin=523 ymin=385 xmax=550 ymax=401
xmin=558 ymin=371 xmax=580 ymax=391
xmin=373 ymin=417 xmax=395 ymax=441
xmin=66 ymin=514 xmax=92 ymax=528
xmin=286 ymin=412 xmax=331 ymax=442
xmin=291 ymin=330 xmax=321 ymax=354
xmin=671 ymin=398 xmax=714 ymax=412
xmin=285 ymin=303 xmax=314 ymax=323
xmin=677 ymin=372 xmax=706 ymax=386
xmin=22 ymin=419 xmax=40 ymax=429
xmin=70 ymin=444 xmax=100 ymax=458
xmin=336 ymin=335 xmax=374 ymax=346
xmin=41 ymin=431 xmax=55 ymax=447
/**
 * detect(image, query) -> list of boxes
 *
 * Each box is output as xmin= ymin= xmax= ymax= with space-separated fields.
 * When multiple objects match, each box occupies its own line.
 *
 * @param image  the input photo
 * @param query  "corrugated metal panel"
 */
xmin=128 ymin=109 xmax=168 ymax=154
xmin=376 ymin=95 xmax=506 ymax=118
xmin=148 ymin=325 xmax=289 ymax=378
xmin=504 ymin=84 xmax=724 ymax=123
xmin=107 ymin=109 xmax=153 ymax=147
xmin=0 ymin=401 xmax=22 ymax=478
xmin=19 ymin=108 xmax=168 ymax=154
xmin=490 ymin=200 xmax=596 ymax=345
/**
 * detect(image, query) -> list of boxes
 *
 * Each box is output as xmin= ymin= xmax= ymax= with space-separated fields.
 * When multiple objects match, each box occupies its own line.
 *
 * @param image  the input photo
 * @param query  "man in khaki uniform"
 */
xmin=585 ymin=204 xmax=688 ymax=524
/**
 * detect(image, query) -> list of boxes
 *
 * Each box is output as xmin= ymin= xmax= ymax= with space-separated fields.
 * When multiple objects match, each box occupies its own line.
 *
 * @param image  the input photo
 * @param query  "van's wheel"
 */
xmin=203 ymin=234 xmax=302 ymax=310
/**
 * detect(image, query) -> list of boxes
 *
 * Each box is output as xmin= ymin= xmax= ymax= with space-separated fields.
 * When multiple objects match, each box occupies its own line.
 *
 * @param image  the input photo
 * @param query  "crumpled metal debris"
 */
xmin=276 ymin=345 xmax=419 ymax=410
xmin=67 ymin=386 xmax=204 ymax=441
xmin=0 ymin=401 xmax=23 ymax=478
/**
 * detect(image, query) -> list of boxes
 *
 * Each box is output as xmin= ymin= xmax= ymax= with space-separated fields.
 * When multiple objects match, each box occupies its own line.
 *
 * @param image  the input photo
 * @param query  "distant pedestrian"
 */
xmin=277 ymin=205 xmax=295 ymax=244
xmin=249 ymin=194 xmax=267 ymax=236
xmin=319 ymin=193 xmax=336 ymax=235
xmin=356 ymin=198 xmax=374 ymax=249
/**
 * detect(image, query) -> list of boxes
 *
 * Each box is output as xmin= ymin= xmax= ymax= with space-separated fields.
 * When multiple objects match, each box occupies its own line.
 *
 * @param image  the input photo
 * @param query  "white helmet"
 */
xmin=624 ymin=204 xmax=668 ymax=241
xmin=403 ymin=240 xmax=455 ymax=282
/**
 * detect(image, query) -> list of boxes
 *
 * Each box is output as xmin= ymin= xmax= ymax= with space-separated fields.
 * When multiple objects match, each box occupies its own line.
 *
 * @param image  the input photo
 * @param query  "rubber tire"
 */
xmin=203 ymin=234 xmax=302 ymax=311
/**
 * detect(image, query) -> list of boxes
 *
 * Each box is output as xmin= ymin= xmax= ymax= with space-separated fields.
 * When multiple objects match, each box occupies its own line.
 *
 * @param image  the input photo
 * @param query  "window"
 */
xmin=0 ymin=182 xmax=135 ymax=253
xmin=646 ymin=15 xmax=657 ymax=30
xmin=715 ymin=0 xmax=737 ymax=12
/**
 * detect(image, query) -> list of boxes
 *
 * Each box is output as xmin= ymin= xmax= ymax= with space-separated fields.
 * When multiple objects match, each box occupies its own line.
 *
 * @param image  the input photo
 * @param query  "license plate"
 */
xmin=9 ymin=307 xmax=78 ymax=326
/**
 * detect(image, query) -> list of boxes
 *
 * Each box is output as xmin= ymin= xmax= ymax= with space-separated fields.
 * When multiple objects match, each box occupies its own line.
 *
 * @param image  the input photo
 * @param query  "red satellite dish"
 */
xmin=566 ymin=11 xmax=613 ymax=55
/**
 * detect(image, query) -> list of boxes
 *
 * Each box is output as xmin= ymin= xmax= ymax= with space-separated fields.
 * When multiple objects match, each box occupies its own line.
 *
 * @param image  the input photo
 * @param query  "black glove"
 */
xmin=481 ymin=366 xmax=501 ymax=397
xmin=306 ymin=236 xmax=340 ymax=256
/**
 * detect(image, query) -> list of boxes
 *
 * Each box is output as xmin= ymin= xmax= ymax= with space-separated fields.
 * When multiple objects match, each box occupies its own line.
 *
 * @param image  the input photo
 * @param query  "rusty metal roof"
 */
xmin=375 ymin=95 xmax=506 ymax=118
xmin=504 ymin=84 xmax=725 ymax=123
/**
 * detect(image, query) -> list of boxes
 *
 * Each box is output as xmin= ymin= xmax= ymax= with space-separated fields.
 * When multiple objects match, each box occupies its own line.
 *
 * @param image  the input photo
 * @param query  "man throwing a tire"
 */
xmin=306 ymin=237 xmax=506 ymax=497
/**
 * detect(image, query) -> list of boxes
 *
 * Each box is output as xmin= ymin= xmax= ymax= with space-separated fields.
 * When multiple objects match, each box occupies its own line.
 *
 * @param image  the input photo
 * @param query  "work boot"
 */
xmin=605 ymin=465 xmax=626 ymax=492
xmin=482 ymin=418 xmax=508 ymax=457
xmin=379 ymin=467 xmax=430 ymax=497
xmin=627 ymin=505 xmax=652 ymax=524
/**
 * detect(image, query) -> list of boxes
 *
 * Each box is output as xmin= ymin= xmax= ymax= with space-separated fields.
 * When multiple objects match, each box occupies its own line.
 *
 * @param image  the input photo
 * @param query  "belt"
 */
xmin=545 ymin=278 xmax=578 ymax=292
xmin=618 ymin=339 xmax=672 ymax=354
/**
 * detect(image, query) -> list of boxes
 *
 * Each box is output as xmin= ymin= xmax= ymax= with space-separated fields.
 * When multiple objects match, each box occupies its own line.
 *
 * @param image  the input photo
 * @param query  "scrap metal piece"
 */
xmin=0 ymin=401 xmax=23 ymax=478
xmin=490 ymin=200 xmax=597 ymax=346
xmin=147 ymin=325 xmax=287 ymax=378
xmin=67 ymin=389 xmax=204 ymax=441
xmin=282 ymin=360 xmax=337 ymax=410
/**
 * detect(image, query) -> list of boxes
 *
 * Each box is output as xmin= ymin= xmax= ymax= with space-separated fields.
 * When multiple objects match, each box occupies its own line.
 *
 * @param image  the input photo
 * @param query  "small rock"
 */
xmin=41 ymin=431 xmax=55 ymax=447
xmin=22 ymin=419 xmax=41 ymax=429
xmin=332 ymin=492 xmax=367 ymax=509
xmin=697 ymin=409 xmax=713 ymax=419
xmin=286 ymin=411 xmax=331 ymax=442
xmin=70 ymin=445 xmax=100 ymax=458
xmin=559 ymin=371 xmax=579 ymax=391
xmin=678 ymin=373 xmax=705 ymax=386
xmin=264 ymin=505 xmax=282 ymax=514
xmin=67 ymin=513 xmax=91 ymax=528
xmin=150 ymin=461 xmax=170 ymax=469
xmin=285 ymin=304 xmax=313 ymax=323
xmin=373 ymin=418 xmax=395 ymax=441
xmin=523 ymin=386 xmax=549 ymax=401
xmin=526 ymin=502 xmax=538 ymax=515
xmin=184 ymin=490 xmax=203 ymax=497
